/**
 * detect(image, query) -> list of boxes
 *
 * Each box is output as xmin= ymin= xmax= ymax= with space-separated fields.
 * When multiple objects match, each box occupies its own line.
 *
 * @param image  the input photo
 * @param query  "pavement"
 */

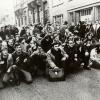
xmin=0 ymin=68 xmax=100 ymax=100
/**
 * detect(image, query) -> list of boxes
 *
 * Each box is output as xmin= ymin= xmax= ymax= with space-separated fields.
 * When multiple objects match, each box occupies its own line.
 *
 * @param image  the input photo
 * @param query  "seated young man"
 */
xmin=89 ymin=44 xmax=100 ymax=68
xmin=81 ymin=40 xmax=93 ymax=70
xmin=47 ymin=42 xmax=68 ymax=75
xmin=12 ymin=43 xmax=33 ymax=84
xmin=74 ymin=37 xmax=85 ymax=67
xmin=30 ymin=45 xmax=47 ymax=76
xmin=64 ymin=40 xmax=82 ymax=72
xmin=80 ymin=32 xmax=96 ymax=70
xmin=0 ymin=47 xmax=13 ymax=88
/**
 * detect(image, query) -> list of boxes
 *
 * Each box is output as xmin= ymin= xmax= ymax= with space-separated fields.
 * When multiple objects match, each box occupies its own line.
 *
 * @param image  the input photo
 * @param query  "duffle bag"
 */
xmin=48 ymin=68 xmax=65 ymax=81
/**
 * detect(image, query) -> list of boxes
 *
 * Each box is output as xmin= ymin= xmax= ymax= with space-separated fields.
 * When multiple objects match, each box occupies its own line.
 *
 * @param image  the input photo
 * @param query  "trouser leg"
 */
xmin=2 ymin=73 xmax=11 ymax=83
xmin=2 ymin=73 xmax=13 ymax=87
xmin=83 ymin=56 xmax=91 ymax=70
xmin=20 ymin=69 xmax=33 ymax=84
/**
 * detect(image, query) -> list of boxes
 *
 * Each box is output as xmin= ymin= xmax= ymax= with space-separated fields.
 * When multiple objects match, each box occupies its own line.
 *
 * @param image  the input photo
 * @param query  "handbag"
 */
xmin=48 ymin=68 xmax=65 ymax=81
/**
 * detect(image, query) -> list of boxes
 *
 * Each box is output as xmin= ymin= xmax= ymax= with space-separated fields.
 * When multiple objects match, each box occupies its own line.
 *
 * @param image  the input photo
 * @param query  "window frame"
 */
xmin=52 ymin=0 xmax=64 ymax=8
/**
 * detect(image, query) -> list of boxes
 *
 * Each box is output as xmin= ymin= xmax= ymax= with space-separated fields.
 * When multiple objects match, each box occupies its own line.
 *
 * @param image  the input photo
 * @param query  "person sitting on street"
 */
xmin=12 ymin=43 xmax=33 ymax=84
xmin=64 ymin=40 xmax=82 ymax=72
xmin=0 ymin=47 xmax=13 ymax=88
xmin=47 ymin=42 xmax=68 ymax=76
xmin=30 ymin=45 xmax=47 ymax=76
xmin=81 ymin=34 xmax=95 ymax=70
xmin=74 ymin=36 xmax=83 ymax=65
xmin=89 ymin=44 xmax=100 ymax=68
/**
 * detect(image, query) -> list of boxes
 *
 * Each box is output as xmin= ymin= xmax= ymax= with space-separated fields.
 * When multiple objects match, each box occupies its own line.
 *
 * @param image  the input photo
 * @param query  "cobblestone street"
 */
xmin=0 ymin=68 xmax=100 ymax=100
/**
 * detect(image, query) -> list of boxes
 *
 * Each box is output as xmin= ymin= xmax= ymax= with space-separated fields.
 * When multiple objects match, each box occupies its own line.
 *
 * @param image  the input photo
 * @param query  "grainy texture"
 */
xmin=0 ymin=68 xmax=100 ymax=100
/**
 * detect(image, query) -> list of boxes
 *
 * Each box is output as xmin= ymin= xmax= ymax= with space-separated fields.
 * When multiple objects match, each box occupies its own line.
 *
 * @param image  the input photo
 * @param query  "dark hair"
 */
xmin=53 ymin=41 xmax=61 ymax=46
xmin=14 ymin=43 xmax=20 ymax=48
xmin=26 ymin=37 xmax=32 ymax=44
xmin=86 ymin=32 xmax=93 ymax=37
xmin=0 ymin=40 xmax=2 ymax=43
xmin=74 ymin=36 xmax=80 ymax=42
xmin=19 ymin=37 xmax=24 ymax=43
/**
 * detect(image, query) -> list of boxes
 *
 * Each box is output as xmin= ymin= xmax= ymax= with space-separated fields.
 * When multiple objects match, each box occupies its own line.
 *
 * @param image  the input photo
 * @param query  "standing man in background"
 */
xmin=91 ymin=20 xmax=100 ymax=41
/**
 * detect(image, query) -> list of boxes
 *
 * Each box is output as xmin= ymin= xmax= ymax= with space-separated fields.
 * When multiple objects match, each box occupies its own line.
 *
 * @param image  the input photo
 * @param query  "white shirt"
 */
xmin=90 ymin=48 xmax=100 ymax=61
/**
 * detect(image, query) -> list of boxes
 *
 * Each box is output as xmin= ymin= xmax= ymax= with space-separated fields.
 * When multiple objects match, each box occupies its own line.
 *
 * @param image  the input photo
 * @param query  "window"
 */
xmin=18 ymin=18 xmax=20 ymax=26
xmin=21 ymin=17 xmax=23 ymax=25
xmin=53 ymin=14 xmax=63 ymax=26
xmin=80 ymin=8 xmax=91 ymax=16
xmin=70 ymin=12 xmax=74 ymax=22
xmin=24 ymin=16 xmax=27 ymax=25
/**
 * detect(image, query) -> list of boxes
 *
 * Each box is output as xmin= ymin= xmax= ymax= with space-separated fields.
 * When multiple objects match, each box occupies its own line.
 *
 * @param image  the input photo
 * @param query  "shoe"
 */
xmin=83 ymin=66 xmax=91 ymax=70
xmin=15 ymin=80 xmax=20 ymax=86
xmin=0 ymin=82 xmax=6 ymax=89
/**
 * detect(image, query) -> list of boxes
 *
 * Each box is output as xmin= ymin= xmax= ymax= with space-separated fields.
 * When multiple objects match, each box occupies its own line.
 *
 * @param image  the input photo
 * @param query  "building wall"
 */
xmin=67 ymin=0 xmax=100 ymax=11
xmin=48 ymin=0 xmax=100 ymax=26
xmin=67 ymin=0 xmax=100 ymax=24
xmin=14 ymin=0 xmax=100 ymax=27
xmin=48 ymin=0 xmax=67 ymax=26
xmin=14 ymin=0 xmax=49 ymax=27
xmin=14 ymin=0 xmax=28 ymax=27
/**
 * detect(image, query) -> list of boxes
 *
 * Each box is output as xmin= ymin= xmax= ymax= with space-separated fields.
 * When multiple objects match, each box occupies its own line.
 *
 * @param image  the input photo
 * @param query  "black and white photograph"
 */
xmin=0 ymin=0 xmax=100 ymax=100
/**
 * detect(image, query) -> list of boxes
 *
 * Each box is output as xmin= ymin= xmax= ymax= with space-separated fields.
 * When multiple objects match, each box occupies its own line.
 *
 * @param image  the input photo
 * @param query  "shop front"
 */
xmin=68 ymin=7 xmax=92 ymax=24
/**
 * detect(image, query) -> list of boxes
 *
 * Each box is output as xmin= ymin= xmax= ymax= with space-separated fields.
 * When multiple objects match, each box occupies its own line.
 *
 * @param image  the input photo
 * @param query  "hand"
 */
xmin=7 ymin=68 xmax=11 ymax=73
xmin=61 ymin=57 xmax=66 ymax=61
xmin=16 ymin=57 xmax=19 ymax=63
xmin=81 ymin=63 xmax=84 ymax=66
xmin=24 ymin=58 xmax=27 ymax=63
xmin=55 ymin=71 xmax=58 ymax=75
xmin=0 ymin=61 xmax=4 ymax=64
xmin=85 ymin=52 xmax=89 ymax=56
xmin=74 ymin=58 xmax=78 ymax=61
xmin=66 ymin=55 xmax=69 ymax=59
xmin=74 ymin=54 xmax=77 ymax=57
xmin=12 ymin=65 xmax=17 ymax=69
xmin=7 ymin=65 xmax=17 ymax=73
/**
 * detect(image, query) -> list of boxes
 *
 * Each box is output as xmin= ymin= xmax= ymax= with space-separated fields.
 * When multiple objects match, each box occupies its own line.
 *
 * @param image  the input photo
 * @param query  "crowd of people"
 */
xmin=0 ymin=20 xmax=100 ymax=88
